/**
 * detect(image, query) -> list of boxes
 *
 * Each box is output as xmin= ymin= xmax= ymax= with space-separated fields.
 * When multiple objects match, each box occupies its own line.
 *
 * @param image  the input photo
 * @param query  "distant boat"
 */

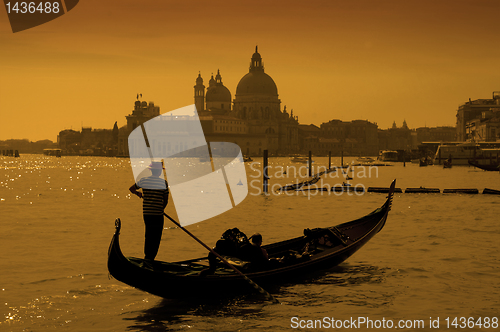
xmin=483 ymin=188 xmax=500 ymax=195
xmin=378 ymin=150 xmax=398 ymax=162
xmin=419 ymin=156 xmax=433 ymax=167
xmin=356 ymin=157 xmax=376 ymax=163
xmin=468 ymin=160 xmax=499 ymax=171
xmin=43 ymin=148 xmax=62 ymax=157
xmin=351 ymin=157 xmax=377 ymax=166
xmin=443 ymin=158 xmax=452 ymax=168
xmin=434 ymin=143 xmax=500 ymax=165
xmin=290 ymin=156 xmax=314 ymax=164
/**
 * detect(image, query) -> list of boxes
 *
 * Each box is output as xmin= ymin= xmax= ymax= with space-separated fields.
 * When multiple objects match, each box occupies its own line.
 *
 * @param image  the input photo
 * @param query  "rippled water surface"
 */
xmin=1 ymin=155 xmax=499 ymax=331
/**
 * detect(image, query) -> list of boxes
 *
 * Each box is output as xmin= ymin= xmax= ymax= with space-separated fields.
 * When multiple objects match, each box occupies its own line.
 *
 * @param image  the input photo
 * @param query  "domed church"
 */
xmin=195 ymin=47 xmax=299 ymax=156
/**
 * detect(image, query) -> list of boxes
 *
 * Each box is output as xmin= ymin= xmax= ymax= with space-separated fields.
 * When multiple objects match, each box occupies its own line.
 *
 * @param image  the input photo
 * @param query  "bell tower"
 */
xmin=194 ymin=72 xmax=205 ymax=113
xmin=249 ymin=45 xmax=264 ymax=72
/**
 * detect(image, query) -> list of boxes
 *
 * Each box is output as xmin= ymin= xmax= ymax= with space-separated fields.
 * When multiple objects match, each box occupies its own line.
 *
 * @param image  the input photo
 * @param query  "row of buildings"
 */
xmin=0 ymin=139 xmax=57 ymax=154
xmin=56 ymin=47 xmax=496 ymax=158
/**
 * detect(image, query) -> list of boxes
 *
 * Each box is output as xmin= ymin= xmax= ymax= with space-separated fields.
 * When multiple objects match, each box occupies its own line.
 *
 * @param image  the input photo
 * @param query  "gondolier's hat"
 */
xmin=148 ymin=161 xmax=165 ymax=169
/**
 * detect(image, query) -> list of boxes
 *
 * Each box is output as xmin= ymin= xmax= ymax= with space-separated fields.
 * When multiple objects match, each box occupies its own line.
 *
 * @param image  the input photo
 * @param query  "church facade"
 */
xmin=196 ymin=47 xmax=300 ymax=156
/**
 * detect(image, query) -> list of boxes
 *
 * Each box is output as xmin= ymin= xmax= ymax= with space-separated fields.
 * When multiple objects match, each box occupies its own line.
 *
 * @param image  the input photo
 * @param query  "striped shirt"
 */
xmin=136 ymin=176 xmax=169 ymax=215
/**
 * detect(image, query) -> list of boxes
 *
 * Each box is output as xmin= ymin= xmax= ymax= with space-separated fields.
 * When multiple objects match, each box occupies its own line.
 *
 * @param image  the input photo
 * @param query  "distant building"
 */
xmin=456 ymin=91 xmax=500 ymax=141
xmin=58 ymin=129 xmax=81 ymax=153
xmin=415 ymin=126 xmax=456 ymax=143
xmin=117 ymin=101 xmax=160 ymax=156
xmin=0 ymin=139 xmax=57 ymax=154
xmin=58 ymin=123 xmax=118 ymax=156
xmin=465 ymin=108 xmax=500 ymax=142
xmin=378 ymin=120 xmax=415 ymax=151
xmin=314 ymin=119 xmax=379 ymax=156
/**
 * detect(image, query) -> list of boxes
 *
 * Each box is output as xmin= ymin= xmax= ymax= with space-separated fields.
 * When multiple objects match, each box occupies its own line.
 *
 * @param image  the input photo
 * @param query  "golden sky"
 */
xmin=1 ymin=0 xmax=499 ymax=141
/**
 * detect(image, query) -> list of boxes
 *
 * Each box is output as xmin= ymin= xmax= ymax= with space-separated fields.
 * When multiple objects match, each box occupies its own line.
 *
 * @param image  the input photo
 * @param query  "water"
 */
xmin=1 ymin=155 xmax=499 ymax=331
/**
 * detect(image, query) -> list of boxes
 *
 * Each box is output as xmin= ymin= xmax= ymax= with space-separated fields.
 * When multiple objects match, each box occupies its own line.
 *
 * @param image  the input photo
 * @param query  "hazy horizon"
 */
xmin=1 ymin=0 xmax=499 ymax=142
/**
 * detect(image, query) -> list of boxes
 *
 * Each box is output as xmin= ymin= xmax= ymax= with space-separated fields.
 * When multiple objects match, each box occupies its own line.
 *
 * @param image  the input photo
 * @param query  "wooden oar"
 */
xmin=163 ymin=212 xmax=280 ymax=304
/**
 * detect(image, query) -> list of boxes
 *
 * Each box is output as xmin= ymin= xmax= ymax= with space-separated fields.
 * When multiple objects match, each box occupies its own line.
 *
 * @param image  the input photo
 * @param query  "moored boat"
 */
xmin=483 ymin=188 xmax=500 ymax=195
xmin=107 ymin=180 xmax=396 ymax=299
xmin=434 ymin=143 xmax=500 ymax=166
xmin=43 ymin=148 xmax=62 ymax=157
xmin=290 ymin=156 xmax=314 ymax=164
xmin=468 ymin=160 xmax=499 ymax=171
xmin=378 ymin=150 xmax=398 ymax=162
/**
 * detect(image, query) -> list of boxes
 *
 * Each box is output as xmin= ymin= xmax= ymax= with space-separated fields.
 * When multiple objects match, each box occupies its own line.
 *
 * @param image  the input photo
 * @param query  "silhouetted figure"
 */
xmin=201 ymin=228 xmax=249 ymax=276
xmin=240 ymin=233 xmax=269 ymax=270
xmin=129 ymin=162 xmax=169 ymax=261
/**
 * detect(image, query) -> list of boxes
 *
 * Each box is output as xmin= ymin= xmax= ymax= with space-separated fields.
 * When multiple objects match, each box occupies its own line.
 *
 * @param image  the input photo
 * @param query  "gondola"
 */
xmin=468 ymin=160 xmax=500 ymax=172
xmin=107 ymin=180 xmax=396 ymax=299
xmin=277 ymin=175 xmax=321 ymax=192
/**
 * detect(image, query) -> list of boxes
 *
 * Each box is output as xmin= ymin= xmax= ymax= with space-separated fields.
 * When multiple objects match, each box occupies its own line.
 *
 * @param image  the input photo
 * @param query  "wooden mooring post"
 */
xmin=263 ymin=149 xmax=269 ymax=194
xmin=308 ymin=150 xmax=312 ymax=177
xmin=328 ymin=151 xmax=332 ymax=169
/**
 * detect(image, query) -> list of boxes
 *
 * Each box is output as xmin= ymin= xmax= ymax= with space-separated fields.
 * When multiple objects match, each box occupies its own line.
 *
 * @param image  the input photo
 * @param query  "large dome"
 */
xmin=235 ymin=46 xmax=278 ymax=97
xmin=236 ymin=71 xmax=278 ymax=96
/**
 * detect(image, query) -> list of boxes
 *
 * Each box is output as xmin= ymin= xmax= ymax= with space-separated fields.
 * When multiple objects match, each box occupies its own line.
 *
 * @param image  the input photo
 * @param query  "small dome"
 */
xmin=196 ymin=72 xmax=203 ymax=84
xmin=208 ymin=74 xmax=216 ymax=87
xmin=206 ymin=84 xmax=231 ymax=102
xmin=206 ymin=70 xmax=231 ymax=102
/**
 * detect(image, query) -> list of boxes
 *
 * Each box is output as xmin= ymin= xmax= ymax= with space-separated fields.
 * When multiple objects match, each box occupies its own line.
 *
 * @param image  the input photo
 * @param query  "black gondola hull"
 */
xmin=108 ymin=180 xmax=395 ymax=299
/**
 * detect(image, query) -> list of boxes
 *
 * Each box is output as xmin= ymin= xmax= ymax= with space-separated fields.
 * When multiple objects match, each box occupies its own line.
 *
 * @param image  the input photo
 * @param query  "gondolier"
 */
xmin=129 ymin=161 xmax=169 ymax=261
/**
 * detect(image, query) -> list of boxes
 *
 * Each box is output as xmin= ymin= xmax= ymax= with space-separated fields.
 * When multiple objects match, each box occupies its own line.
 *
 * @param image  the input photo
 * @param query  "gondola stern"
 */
xmin=386 ymin=179 xmax=396 ymax=212
xmin=107 ymin=218 xmax=127 ymax=279
xmin=377 ymin=179 xmax=395 ymax=233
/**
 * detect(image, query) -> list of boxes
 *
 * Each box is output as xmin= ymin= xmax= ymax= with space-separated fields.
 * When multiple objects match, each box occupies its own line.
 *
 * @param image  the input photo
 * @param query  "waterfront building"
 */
xmin=319 ymin=119 xmax=379 ymax=156
xmin=456 ymin=91 xmax=500 ymax=141
xmin=117 ymin=101 xmax=160 ymax=156
xmin=415 ymin=126 xmax=456 ymax=143
xmin=0 ymin=139 xmax=57 ymax=154
xmin=465 ymin=108 xmax=500 ymax=142
xmin=59 ymin=123 xmax=118 ymax=156
xmin=378 ymin=121 xmax=415 ymax=152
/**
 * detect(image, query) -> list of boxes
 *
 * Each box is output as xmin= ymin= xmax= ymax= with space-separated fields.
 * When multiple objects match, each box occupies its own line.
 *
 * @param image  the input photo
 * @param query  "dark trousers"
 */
xmin=143 ymin=214 xmax=164 ymax=260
